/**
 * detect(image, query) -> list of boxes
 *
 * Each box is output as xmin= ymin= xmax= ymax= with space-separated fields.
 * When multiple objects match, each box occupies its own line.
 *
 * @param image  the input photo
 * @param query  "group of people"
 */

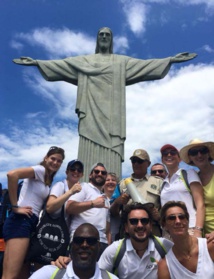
xmin=1 ymin=138 xmax=214 ymax=278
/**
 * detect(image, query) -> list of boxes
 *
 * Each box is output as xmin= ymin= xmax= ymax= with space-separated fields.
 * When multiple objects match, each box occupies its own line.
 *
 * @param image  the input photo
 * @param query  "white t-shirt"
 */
xmin=99 ymin=237 xmax=173 ymax=279
xmin=49 ymin=179 xmax=71 ymax=225
xmin=18 ymin=165 xmax=50 ymax=217
xmin=29 ymin=262 xmax=119 ymax=279
xmin=68 ymin=182 xmax=110 ymax=243
xmin=160 ymin=169 xmax=201 ymax=228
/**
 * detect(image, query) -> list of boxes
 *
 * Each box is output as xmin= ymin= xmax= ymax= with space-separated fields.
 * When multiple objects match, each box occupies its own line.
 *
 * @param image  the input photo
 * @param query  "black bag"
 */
xmin=28 ymin=205 xmax=70 ymax=265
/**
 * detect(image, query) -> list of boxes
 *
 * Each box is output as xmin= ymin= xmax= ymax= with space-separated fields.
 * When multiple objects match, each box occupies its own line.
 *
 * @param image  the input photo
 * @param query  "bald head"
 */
xmin=73 ymin=223 xmax=99 ymax=239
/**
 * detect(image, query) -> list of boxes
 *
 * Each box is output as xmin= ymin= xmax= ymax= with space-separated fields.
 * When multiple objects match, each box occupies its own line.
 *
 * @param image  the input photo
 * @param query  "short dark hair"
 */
xmin=121 ymin=202 xmax=153 ymax=224
xmin=160 ymin=201 xmax=189 ymax=227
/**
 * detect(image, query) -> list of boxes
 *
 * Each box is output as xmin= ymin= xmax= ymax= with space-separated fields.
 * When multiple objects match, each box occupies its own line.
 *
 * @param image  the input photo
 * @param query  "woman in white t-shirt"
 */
xmin=160 ymin=144 xmax=205 ymax=238
xmin=46 ymin=159 xmax=83 ymax=225
xmin=2 ymin=146 xmax=65 ymax=279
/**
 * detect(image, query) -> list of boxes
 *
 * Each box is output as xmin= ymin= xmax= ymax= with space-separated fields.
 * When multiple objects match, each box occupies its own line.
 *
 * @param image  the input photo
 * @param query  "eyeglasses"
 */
xmin=188 ymin=146 xmax=209 ymax=157
xmin=151 ymin=169 xmax=165 ymax=175
xmin=129 ymin=218 xmax=150 ymax=226
xmin=162 ymin=150 xmax=178 ymax=157
xmin=73 ymin=236 xmax=99 ymax=246
xmin=69 ymin=167 xmax=83 ymax=173
xmin=165 ymin=214 xmax=187 ymax=222
xmin=93 ymin=169 xmax=107 ymax=176
xmin=131 ymin=158 xmax=145 ymax=164
xmin=49 ymin=146 xmax=63 ymax=151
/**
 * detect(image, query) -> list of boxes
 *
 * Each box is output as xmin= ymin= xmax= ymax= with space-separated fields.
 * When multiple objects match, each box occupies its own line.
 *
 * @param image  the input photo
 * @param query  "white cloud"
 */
xmin=12 ymin=28 xmax=129 ymax=57
xmin=201 ymin=44 xmax=214 ymax=53
xmin=0 ymin=123 xmax=79 ymax=188
xmin=14 ymin=28 xmax=96 ymax=57
xmin=119 ymin=0 xmax=214 ymax=35
xmin=114 ymin=36 xmax=129 ymax=54
xmin=123 ymin=63 xmax=214 ymax=175
xmin=120 ymin=0 xmax=148 ymax=35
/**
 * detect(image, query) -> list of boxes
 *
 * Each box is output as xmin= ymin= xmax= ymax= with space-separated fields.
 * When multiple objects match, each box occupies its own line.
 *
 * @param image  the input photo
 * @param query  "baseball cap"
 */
xmin=90 ymin=162 xmax=107 ymax=174
xmin=130 ymin=149 xmax=150 ymax=162
xmin=66 ymin=159 xmax=84 ymax=171
xmin=160 ymin=144 xmax=179 ymax=154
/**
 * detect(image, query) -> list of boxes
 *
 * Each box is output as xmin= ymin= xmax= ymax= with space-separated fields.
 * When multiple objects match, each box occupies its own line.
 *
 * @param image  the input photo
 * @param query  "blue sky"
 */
xmin=1 ymin=0 xmax=214 ymax=188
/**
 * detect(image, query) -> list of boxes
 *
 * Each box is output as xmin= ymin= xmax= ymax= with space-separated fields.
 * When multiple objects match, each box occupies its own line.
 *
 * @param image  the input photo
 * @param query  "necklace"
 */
xmin=173 ymin=237 xmax=193 ymax=261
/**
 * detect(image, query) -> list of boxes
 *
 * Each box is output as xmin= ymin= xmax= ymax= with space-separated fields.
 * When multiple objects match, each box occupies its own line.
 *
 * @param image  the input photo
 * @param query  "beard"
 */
xmin=129 ymin=229 xmax=150 ymax=243
xmin=90 ymin=176 xmax=106 ymax=187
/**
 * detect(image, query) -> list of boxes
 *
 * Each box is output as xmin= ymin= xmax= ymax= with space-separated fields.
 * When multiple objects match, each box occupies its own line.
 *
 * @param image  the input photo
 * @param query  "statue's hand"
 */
xmin=13 ymin=56 xmax=37 ymax=65
xmin=171 ymin=52 xmax=197 ymax=63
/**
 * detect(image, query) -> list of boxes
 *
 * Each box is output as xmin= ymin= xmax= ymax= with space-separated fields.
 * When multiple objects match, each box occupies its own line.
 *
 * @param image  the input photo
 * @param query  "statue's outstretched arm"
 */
xmin=13 ymin=57 xmax=38 ymax=66
xmin=170 ymin=52 xmax=197 ymax=63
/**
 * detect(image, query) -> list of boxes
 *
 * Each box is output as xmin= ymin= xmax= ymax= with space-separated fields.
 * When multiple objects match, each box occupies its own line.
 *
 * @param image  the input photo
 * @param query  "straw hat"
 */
xmin=180 ymin=139 xmax=214 ymax=165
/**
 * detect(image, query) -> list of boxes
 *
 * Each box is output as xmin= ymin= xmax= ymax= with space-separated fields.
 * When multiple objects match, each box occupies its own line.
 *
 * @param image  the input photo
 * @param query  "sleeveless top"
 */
xmin=203 ymin=174 xmax=214 ymax=234
xmin=166 ymin=238 xmax=214 ymax=279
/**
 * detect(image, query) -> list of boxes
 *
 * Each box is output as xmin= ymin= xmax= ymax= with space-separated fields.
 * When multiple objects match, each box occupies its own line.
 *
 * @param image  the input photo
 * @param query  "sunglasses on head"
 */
xmin=166 ymin=214 xmax=187 ymax=222
xmin=151 ymin=169 xmax=164 ymax=175
xmin=188 ymin=146 xmax=209 ymax=157
xmin=93 ymin=169 xmax=107 ymax=176
xmin=162 ymin=150 xmax=178 ymax=157
xmin=69 ymin=167 xmax=83 ymax=173
xmin=129 ymin=218 xmax=150 ymax=226
xmin=72 ymin=236 xmax=99 ymax=246
xmin=131 ymin=158 xmax=145 ymax=164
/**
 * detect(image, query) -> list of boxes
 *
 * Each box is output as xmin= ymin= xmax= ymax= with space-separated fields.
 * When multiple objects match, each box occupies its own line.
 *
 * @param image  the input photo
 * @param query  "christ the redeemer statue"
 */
xmin=13 ymin=27 xmax=196 ymax=180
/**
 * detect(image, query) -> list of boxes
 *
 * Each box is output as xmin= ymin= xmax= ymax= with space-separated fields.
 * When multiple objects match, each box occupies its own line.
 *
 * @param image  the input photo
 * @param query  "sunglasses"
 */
xmin=129 ymin=218 xmax=150 ymax=226
xmin=131 ymin=158 xmax=145 ymax=164
xmin=73 ymin=236 xmax=99 ymax=246
xmin=188 ymin=146 xmax=209 ymax=157
xmin=162 ymin=150 xmax=178 ymax=157
xmin=69 ymin=167 xmax=83 ymax=173
xmin=166 ymin=214 xmax=187 ymax=222
xmin=151 ymin=169 xmax=165 ymax=175
xmin=93 ymin=169 xmax=107 ymax=176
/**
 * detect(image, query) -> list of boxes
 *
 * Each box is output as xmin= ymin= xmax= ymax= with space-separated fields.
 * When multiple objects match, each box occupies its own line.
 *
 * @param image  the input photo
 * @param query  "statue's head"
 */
xmin=95 ymin=27 xmax=113 ymax=54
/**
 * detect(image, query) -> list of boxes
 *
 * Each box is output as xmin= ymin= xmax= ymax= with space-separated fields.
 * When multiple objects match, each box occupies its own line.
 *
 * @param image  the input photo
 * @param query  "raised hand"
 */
xmin=70 ymin=182 xmax=82 ymax=195
xmin=13 ymin=56 xmax=37 ymax=65
xmin=171 ymin=52 xmax=197 ymax=63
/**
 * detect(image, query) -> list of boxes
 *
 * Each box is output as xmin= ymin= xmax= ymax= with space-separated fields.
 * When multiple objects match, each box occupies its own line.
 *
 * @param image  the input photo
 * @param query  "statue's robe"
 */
xmin=36 ymin=53 xmax=171 ymax=179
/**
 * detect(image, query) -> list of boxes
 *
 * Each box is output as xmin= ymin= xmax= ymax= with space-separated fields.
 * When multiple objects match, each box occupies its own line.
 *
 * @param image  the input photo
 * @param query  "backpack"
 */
xmin=50 ymin=267 xmax=113 ymax=279
xmin=0 ymin=181 xmax=23 ymax=237
xmin=160 ymin=169 xmax=196 ymax=208
xmin=112 ymin=235 xmax=166 ymax=275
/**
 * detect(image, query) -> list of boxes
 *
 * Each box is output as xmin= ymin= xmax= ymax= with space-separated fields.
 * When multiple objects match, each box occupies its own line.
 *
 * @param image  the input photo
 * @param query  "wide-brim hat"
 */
xmin=180 ymin=139 xmax=214 ymax=165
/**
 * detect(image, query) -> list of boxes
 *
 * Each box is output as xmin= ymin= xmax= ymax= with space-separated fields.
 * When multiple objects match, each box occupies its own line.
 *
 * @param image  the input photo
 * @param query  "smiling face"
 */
xmin=89 ymin=166 xmax=107 ymax=187
xmin=103 ymin=174 xmax=117 ymax=197
xmin=188 ymin=145 xmax=210 ymax=168
xmin=161 ymin=148 xmax=180 ymax=169
xmin=66 ymin=163 xmax=83 ymax=184
xmin=71 ymin=224 xmax=100 ymax=271
xmin=44 ymin=153 xmax=63 ymax=173
xmin=163 ymin=206 xmax=189 ymax=238
xmin=125 ymin=209 xmax=152 ymax=243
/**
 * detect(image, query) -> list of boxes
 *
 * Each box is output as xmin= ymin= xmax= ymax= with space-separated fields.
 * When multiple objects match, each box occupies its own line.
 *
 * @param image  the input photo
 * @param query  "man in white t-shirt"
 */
xmin=66 ymin=163 xmax=110 ymax=258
